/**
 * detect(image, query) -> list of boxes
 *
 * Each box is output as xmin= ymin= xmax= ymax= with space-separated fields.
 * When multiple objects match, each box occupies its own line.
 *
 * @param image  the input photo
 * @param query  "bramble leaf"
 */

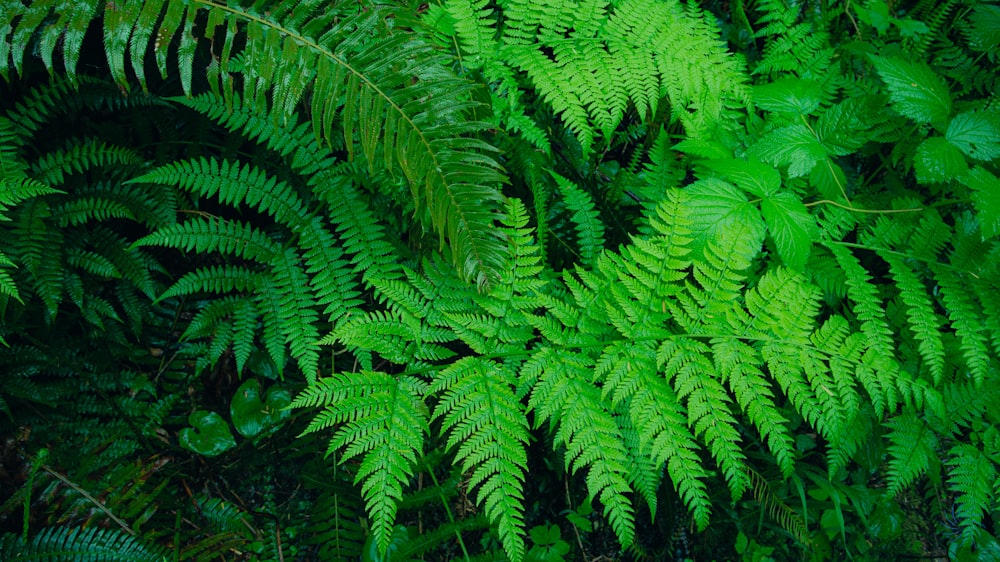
xmin=761 ymin=192 xmax=815 ymax=271
xmin=870 ymin=56 xmax=951 ymax=124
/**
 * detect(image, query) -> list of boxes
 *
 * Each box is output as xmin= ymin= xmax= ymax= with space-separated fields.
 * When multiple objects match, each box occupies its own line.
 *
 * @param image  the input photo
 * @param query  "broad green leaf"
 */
xmin=179 ymin=410 xmax=236 ymax=457
xmin=967 ymin=4 xmax=1000 ymax=52
xmin=855 ymin=0 xmax=890 ymax=35
xmin=752 ymin=78 xmax=823 ymax=115
xmin=672 ymin=138 xmax=732 ymax=160
xmin=810 ymin=158 xmax=849 ymax=201
xmin=230 ymin=379 xmax=292 ymax=438
xmin=870 ymin=56 xmax=951 ymax=125
xmin=761 ymin=192 xmax=816 ymax=271
xmin=914 ymin=137 xmax=967 ymax=183
xmin=817 ymin=97 xmax=881 ymax=156
xmin=960 ymin=166 xmax=1000 ymax=239
xmin=698 ymin=158 xmax=781 ymax=197
xmin=893 ymin=18 xmax=928 ymax=38
xmin=748 ymin=123 xmax=827 ymax=177
xmin=946 ymin=111 xmax=1000 ymax=161
xmin=686 ymin=178 xmax=766 ymax=261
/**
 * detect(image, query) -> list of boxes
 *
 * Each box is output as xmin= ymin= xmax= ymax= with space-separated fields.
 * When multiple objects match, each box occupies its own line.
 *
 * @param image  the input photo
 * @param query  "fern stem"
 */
xmin=804 ymin=199 xmax=923 ymax=214
xmin=829 ymin=241 xmax=981 ymax=279
xmin=426 ymin=466 xmax=471 ymax=560
xmin=41 ymin=465 xmax=137 ymax=536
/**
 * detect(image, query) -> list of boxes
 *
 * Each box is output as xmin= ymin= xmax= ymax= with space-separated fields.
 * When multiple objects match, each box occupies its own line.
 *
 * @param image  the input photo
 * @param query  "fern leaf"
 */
xmin=0 ymin=525 xmax=166 ymax=562
xmin=932 ymin=267 xmax=991 ymax=387
xmin=296 ymin=372 xmax=428 ymax=559
xmin=659 ymin=337 xmax=750 ymax=500
xmin=134 ymin=218 xmax=280 ymax=262
xmin=881 ymin=253 xmax=946 ymax=382
xmin=885 ymin=412 xmax=937 ymax=497
xmin=548 ymin=171 xmax=606 ymax=267
xmin=431 ymin=358 xmax=529 ymax=562
xmin=268 ymin=248 xmax=321 ymax=383
xmin=527 ymin=347 xmax=636 ymax=548
xmin=947 ymin=443 xmax=999 ymax=546
xmin=158 ymin=265 xmax=265 ymax=303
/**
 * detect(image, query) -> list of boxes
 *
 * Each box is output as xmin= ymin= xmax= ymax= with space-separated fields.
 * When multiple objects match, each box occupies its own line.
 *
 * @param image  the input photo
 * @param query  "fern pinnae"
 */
xmin=134 ymin=218 xmax=281 ymax=262
xmin=525 ymin=347 xmax=637 ymax=547
xmin=295 ymin=371 xmax=429 ymax=558
xmin=548 ymin=171 xmax=606 ymax=268
xmin=430 ymin=357 xmax=529 ymax=562
xmin=946 ymin=443 xmax=999 ymax=546
xmin=156 ymin=265 xmax=265 ymax=303
xmin=931 ymin=266 xmax=991 ymax=388
xmin=882 ymin=253 xmax=946 ymax=383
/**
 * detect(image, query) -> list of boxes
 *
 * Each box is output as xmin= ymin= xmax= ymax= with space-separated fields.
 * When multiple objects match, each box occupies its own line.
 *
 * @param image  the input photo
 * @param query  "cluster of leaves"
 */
xmin=1 ymin=0 xmax=999 ymax=560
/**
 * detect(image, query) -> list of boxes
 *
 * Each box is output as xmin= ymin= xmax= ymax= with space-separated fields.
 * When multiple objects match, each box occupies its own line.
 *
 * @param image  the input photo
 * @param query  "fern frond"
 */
xmin=885 ymin=412 xmax=937 ymax=497
xmin=430 ymin=357 xmax=529 ymax=562
xmin=158 ymin=265 xmax=265 ymax=302
xmin=527 ymin=347 xmax=637 ymax=548
xmin=268 ymin=248 xmax=321 ymax=382
xmin=947 ymin=443 xmax=999 ymax=546
xmin=549 ymin=171 xmax=606 ymax=267
xmin=295 ymin=372 xmax=428 ymax=558
xmin=659 ymin=337 xmax=750 ymax=501
xmin=134 ymin=218 xmax=280 ymax=262
xmin=0 ymin=525 xmax=166 ymax=562
xmin=31 ymin=139 xmax=142 ymax=187
xmin=597 ymin=340 xmax=712 ymax=528
xmin=932 ymin=267 xmax=991 ymax=387
xmin=881 ymin=253 xmax=946 ymax=383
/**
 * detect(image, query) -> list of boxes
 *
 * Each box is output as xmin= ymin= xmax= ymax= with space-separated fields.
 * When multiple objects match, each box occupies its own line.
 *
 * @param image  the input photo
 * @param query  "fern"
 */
xmin=0 ymin=526 xmax=167 ymax=562
xmin=431 ymin=358 xmax=530 ymax=562
xmin=293 ymin=372 xmax=429 ymax=556
xmin=2 ymin=0 xmax=507 ymax=283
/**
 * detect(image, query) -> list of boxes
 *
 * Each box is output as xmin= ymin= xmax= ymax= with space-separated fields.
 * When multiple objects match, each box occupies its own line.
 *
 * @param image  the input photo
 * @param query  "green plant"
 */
xmin=2 ymin=0 xmax=999 ymax=560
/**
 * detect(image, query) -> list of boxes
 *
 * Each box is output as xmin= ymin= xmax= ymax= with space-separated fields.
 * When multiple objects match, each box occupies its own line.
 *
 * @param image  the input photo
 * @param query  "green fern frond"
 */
xmin=885 ymin=412 xmax=937 ymax=497
xmin=31 ymin=140 xmax=142 ymax=187
xmin=430 ymin=357 xmax=529 ymax=562
xmin=135 ymin=218 xmax=280 ymax=262
xmin=549 ymin=171 xmax=606 ymax=267
xmin=158 ymin=265 xmax=265 ymax=303
xmin=659 ymin=337 xmax=750 ymax=501
xmin=947 ymin=443 xmax=999 ymax=546
xmin=932 ymin=267 xmax=991 ymax=387
xmin=597 ymin=340 xmax=712 ymax=528
xmin=0 ymin=525 xmax=166 ymax=562
xmin=527 ymin=347 xmax=637 ymax=548
xmin=881 ymin=253 xmax=946 ymax=382
xmin=295 ymin=372 xmax=428 ymax=558
xmin=268 ymin=248 xmax=321 ymax=382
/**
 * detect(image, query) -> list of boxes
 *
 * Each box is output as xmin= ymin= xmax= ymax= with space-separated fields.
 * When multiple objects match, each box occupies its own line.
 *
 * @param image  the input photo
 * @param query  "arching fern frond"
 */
xmin=0 ymin=525 xmax=167 ymax=562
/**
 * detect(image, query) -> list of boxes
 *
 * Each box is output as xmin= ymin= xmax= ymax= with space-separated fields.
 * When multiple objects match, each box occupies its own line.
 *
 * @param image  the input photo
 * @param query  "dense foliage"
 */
xmin=1 ymin=0 xmax=998 ymax=560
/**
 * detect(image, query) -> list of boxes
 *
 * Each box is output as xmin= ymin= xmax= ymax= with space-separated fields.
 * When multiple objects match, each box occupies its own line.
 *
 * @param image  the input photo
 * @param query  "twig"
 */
xmin=41 ymin=465 xmax=136 ymax=536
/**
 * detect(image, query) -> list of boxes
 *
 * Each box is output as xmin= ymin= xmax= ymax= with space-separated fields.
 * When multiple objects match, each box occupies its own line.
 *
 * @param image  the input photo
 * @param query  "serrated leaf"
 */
xmin=960 ymin=166 xmax=1000 ymax=239
xmin=946 ymin=111 xmax=1000 ymax=161
xmin=810 ymin=158 xmax=849 ymax=201
xmin=870 ymin=56 xmax=951 ymax=124
xmin=752 ymin=78 xmax=823 ymax=115
xmin=179 ymin=410 xmax=236 ymax=457
xmin=748 ymin=123 xmax=827 ymax=177
xmin=914 ymin=137 xmax=967 ymax=183
xmin=698 ymin=158 xmax=781 ymax=197
xmin=686 ymin=178 xmax=766 ymax=261
xmin=761 ymin=192 xmax=816 ymax=271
